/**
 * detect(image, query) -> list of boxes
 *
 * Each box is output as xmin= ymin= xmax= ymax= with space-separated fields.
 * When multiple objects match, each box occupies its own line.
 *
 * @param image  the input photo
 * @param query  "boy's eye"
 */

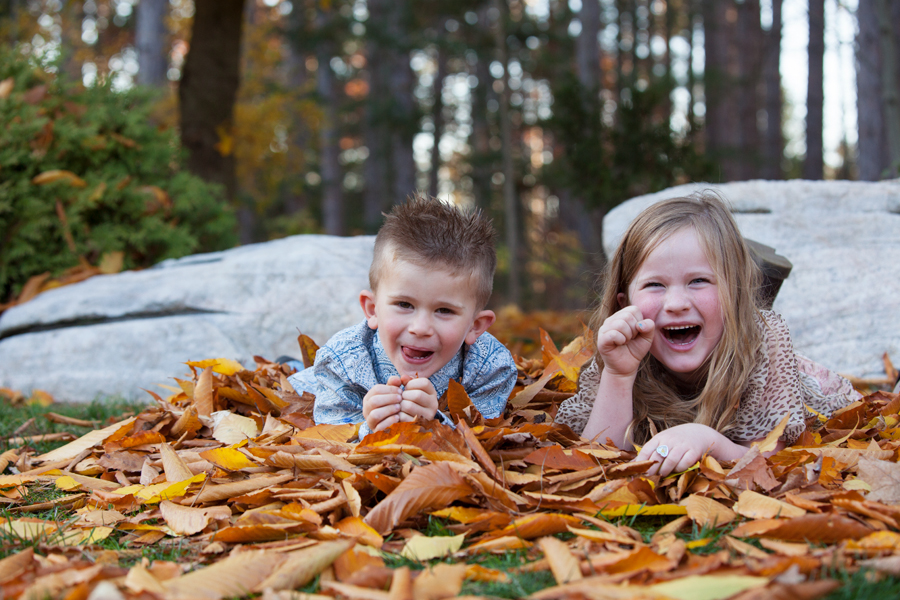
xmin=436 ymin=307 xmax=455 ymax=315
xmin=397 ymin=301 xmax=413 ymax=309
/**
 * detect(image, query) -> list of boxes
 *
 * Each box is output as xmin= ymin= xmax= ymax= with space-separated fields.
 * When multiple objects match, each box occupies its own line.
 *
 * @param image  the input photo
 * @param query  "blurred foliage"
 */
xmin=0 ymin=49 xmax=237 ymax=301
xmin=543 ymin=74 xmax=714 ymax=213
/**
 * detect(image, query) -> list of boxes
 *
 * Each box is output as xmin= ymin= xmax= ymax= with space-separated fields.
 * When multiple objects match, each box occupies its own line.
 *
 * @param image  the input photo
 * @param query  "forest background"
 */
xmin=2 ymin=0 xmax=899 ymax=312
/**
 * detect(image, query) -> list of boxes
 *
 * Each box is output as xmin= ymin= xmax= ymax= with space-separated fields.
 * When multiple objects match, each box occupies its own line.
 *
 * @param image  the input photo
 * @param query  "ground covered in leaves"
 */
xmin=3 ymin=327 xmax=900 ymax=600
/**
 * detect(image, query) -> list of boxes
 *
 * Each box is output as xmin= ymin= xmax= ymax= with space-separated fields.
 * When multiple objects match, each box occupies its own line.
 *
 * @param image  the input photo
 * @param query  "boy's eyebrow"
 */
xmin=387 ymin=293 xmax=468 ymax=310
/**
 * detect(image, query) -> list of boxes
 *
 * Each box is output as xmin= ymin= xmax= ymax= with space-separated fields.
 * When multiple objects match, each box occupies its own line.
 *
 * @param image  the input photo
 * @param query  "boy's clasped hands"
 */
xmin=363 ymin=375 xmax=438 ymax=432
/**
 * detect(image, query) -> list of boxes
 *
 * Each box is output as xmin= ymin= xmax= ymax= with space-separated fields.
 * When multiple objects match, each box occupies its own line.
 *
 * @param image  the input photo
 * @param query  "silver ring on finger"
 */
xmin=656 ymin=445 xmax=669 ymax=458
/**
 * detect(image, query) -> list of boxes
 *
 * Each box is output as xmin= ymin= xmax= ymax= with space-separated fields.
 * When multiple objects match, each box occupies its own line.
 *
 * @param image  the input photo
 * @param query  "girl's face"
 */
xmin=621 ymin=227 xmax=724 ymax=383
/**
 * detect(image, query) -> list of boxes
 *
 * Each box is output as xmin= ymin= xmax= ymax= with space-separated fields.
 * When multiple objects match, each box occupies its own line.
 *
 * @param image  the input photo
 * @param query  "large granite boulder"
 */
xmin=602 ymin=180 xmax=900 ymax=379
xmin=0 ymin=235 xmax=375 ymax=402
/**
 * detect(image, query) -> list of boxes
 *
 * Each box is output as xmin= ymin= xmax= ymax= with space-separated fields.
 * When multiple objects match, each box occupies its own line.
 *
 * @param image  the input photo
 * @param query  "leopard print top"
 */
xmin=555 ymin=310 xmax=861 ymax=444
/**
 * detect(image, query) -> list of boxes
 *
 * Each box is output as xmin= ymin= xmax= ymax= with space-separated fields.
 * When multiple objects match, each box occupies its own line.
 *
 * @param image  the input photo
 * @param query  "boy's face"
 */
xmin=360 ymin=258 xmax=495 ymax=380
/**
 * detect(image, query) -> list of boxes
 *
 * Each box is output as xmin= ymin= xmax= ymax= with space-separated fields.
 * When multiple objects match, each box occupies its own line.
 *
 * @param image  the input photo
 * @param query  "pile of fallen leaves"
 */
xmin=3 ymin=330 xmax=900 ymax=600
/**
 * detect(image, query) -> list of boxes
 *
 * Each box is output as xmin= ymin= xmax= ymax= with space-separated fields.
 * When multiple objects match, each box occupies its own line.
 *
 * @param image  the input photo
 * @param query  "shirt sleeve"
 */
xmin=461 ymin=333 xmax=518 ymax=419
xmin=730 ymin=310 xmax=858 ymax=445
xmin=310 ymin=345 xmax=370 ymax=433
xmin=556 ymin=356 xmax=601 ymax=435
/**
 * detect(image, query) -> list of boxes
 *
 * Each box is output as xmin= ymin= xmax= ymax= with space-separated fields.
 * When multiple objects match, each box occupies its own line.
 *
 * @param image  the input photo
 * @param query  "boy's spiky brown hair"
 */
xmin=369 ymin=194 xmax=498 ymax=309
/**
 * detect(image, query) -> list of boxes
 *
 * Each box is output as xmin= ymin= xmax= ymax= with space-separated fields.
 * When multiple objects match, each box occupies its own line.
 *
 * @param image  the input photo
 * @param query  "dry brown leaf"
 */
xmin=254 ymin=539 xmax=355 ymax=592
xmin=160 ymin=500 xmax=231 ymax=535
xmin=857 ymin=457 xmax=900 ymax=504
xmin=124 ymin=564 xmax=167 ymax=594
xmin=164 ymin=549 xmax=282 ymax=599
xmin=33 ymin=417 xmax=136 ymax=463
xmin=730 ymin=513 xmax=872 ymax=543
xmin=0 ymin=547 xmax=33 ymax=584
xmin=194 ymin=367 xmax=214 ymax=417
xmin=411 ymin=563 xmax=466 ymax=600
xmin=186 ymin=472 xmax=294 ymax=504
xmin=732 ymin=490 xmax=806 ymax=519
xmin=538 ymin=536 xmax=583 ymax=584
xmin=683 ymin=494 xmax=737 ymax=528
xmin=364 ymin=462 xmax=475 ymax=534
xmin=160 ymin=443 xmax=195 ymax=483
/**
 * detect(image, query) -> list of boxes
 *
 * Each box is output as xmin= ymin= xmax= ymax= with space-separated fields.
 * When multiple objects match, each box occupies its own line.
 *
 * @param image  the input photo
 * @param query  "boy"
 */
xmin=288 ymin=194 xmax=517 ymax=437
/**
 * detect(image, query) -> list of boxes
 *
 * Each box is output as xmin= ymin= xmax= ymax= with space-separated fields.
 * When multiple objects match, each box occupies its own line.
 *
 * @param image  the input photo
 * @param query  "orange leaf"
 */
xmin=32 ymin=169 xmax=88 ymax=187
xmin=524 ymin=446 xmax=600 ymax=471
xmin=336 ymin=516 xmax=384 ymax=549
xmin=538 ymin=536 xmax=582 ymax=584
xmin=730 ymin=513 xmax=873 ymax=543
xmin=363 ymin=462 xmax=475 ymax=535
xmin=194 ymin=367 xmax=214 ymax=417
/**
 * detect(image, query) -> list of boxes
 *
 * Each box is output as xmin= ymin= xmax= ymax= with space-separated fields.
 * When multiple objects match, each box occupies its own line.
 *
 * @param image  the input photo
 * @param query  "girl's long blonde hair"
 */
xmin=593 ymin=192 xmax=763 ymax=445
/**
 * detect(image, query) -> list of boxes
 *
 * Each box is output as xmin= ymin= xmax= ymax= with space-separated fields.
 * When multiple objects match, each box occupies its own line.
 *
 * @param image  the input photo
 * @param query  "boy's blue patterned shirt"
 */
xmin=288 ymin=320 xmax=517 ymax=438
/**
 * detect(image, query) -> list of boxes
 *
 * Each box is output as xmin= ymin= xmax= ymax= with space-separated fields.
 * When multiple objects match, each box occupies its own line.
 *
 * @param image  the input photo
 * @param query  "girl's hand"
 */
xmin=362 ymin=377 xmax=403 ymax=431
xmin=597 ymin=306 xmax=655 ymax=379
xmin=398 ymin=376 xmax=439 ymax=422
xmin=636 ymin=423 xmax=744 ymax=476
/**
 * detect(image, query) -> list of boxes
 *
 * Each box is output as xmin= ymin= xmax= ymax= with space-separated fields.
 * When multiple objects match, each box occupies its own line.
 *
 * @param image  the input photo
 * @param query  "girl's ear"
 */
xmin=359 ymin=290 xmax=378 ymax=330
xmin=465 ymin=310 xmax=496 ymax=346
xmin=617 ymin=292 xmax=627 ymax=308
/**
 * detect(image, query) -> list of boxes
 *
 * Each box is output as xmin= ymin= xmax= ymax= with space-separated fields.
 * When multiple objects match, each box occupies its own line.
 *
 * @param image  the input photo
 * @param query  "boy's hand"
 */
xmin=398 ymin=376 xmax=439 ymax=422
xmin=362 ymin=377 xmax=403 ymax=432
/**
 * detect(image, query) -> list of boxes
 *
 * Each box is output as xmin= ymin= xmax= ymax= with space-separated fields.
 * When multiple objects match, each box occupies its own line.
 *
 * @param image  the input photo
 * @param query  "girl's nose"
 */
xmin=664 ymin=288 xmax=691 ymax=312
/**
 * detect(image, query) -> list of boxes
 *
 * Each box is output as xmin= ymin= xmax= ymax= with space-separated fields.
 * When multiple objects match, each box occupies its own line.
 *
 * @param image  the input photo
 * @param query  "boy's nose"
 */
xmin=408 ymin=312 xmax=434 ymax=335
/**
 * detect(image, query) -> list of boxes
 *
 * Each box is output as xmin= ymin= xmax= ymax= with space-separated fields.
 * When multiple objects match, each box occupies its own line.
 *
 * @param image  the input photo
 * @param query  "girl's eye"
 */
xmin=644 ymin=282 xmax=663 ymax=288
xmin=691 ymin=278 xmax=710 ymax=285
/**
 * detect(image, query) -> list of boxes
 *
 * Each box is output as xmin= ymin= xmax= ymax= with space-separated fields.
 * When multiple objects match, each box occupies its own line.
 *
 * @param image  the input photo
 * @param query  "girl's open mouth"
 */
xmin=402 ymin=347 xmax=434 ymax=361
xmin=663 ymin=325 xmax=700 ymax=346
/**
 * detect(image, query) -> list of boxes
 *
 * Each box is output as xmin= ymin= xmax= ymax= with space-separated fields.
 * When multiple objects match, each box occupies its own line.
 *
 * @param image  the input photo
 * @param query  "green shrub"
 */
xmin=0 ymin=50 xmax=238 ymax=300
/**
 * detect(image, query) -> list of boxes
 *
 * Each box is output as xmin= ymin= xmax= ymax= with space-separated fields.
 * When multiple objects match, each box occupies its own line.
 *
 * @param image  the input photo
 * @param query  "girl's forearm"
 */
xmin=582 ymin=369 xmax=635 ymax=449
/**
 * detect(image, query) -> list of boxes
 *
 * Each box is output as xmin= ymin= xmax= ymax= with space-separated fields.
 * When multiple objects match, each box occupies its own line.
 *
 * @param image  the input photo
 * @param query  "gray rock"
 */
xmin=602 ymin=180 xmax=900 ymax=379
xmin=0 ymin=235 xmax=375 ymax=402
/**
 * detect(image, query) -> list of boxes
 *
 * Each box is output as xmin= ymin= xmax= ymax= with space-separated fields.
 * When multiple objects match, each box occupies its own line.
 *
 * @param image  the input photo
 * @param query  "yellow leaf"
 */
xmin=55 ymin=475 xmax=82 ymax=491
xmin=186 ymin=358 xmax=245 ymax=375
xmin=31 ymin=170 xmax=88 ymax=187
xmin=400 ymin=533 xmax=466 ymax=561
xmin=199 ymin=446 xmax=257 ymax=471
xmin=599 ymin=504 xmax=688 ymax=518
xmin=80 ymin=526 xmax=113 ymax=543
xmin=649 ymin=575 xmax=768 ymax=600
xmin=120 ymin=473 xmax=206 ymax=504
xmin=685 ymin=537 xmax=713 ymax=549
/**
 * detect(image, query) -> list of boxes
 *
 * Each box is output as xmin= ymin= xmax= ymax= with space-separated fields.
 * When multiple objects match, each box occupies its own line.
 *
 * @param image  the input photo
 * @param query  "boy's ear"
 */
xmin=359 ymin=290 xmax=378 ymax=330
xmin=465 ymin=309 xmax=496 ymax=346
xmin=617 ymin=292 xmax=627 ymax=309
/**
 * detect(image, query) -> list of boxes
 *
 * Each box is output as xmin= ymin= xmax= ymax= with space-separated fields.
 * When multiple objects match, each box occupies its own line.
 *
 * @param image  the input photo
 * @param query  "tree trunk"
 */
xmin=387 ymin=0 xmax=417 ymax=205
xmin=703 ymin=0 xmax=740 ymax=180
xmin=179 ymin=0 xmax=246 ymax=234
xmin=761 ymin=0 xmax=783 ymax=180
xmin=469 ymin=22 xmax=493 ymax=211
xmin=316 ymin=7 xmax=344 ymax=236
xmin=576 ymin=0 xmax=600 ymax=93
xmin=737 ymin=0 xmax=762 ymax=180
xmin=856 ymin=0 xmax=885 ymax=180
xmin=875 ymin=0 xmax=900 ymax=177
xmin=136 ymin=0 xmax=169 ymax=87
xmin=493 ymin=0 xmax=520 ymax=306
xmin=803 ymin=0 xmax=824 ymax=180
xmin=363 ymin=0 xmax=391 ymax=231
xmin=428 ymin=39 xmax=447 ymax=199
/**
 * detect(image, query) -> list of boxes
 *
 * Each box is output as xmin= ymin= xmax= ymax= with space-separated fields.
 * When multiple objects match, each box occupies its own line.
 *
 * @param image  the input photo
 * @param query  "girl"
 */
xmin=556 ymin=193 xmax=861 ymax=476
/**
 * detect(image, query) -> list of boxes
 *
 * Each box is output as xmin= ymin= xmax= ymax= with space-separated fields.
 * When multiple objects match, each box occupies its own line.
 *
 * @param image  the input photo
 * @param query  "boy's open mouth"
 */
xmin=402 ymin=347 xmax=434 ymax=361
xmin=663 ymin=325 xmax=700 ymax=345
